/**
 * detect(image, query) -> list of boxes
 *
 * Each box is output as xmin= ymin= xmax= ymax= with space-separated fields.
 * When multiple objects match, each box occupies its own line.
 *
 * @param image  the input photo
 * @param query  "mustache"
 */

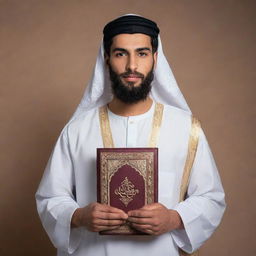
xmin=120 ymin=71 xmax=144 ymax=79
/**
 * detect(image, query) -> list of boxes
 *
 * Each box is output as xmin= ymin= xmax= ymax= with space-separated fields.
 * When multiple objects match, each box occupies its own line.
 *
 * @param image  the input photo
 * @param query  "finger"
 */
xmin=131 ymin=223 xmax=159 ymax=235
xmin=131 ymin=223 xmax=152 ymax=230
xmin=100 ymin=204 xmax=125 ymax=213
xmin=144 ymin=229 xmax=154 ymax=235
xmin=128 ymin=216 xmax=152 ymax=224
xmin=130 ymin=223 xmax=154 ymax=234
xmin=97 ymin=212 xmax=128 ymax=220
xmin=94 ymin=225 xmax=122 ymax=232
xmin=98 ymin=204 xmax=128 ymax=218
xmin=128 ymin=209 xmax=153 ymax=218
xmin=94 ymin=219 xmax=126 ymax=226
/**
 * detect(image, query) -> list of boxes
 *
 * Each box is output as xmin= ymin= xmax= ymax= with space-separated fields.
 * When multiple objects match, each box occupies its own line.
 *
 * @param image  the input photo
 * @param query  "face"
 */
xmin=106 ymin=33 xmax=157 ymax=87
xmin=106 ymin=33 xmax=157 ymax=103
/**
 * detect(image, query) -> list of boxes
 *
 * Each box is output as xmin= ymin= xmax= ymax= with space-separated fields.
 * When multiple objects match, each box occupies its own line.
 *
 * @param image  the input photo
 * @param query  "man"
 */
xmin=36 ymin=15 xmax=226 ymax=256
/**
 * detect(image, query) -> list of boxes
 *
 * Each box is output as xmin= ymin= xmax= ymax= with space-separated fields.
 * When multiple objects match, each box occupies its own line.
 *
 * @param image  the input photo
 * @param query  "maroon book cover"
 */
xmin=97 ymin=148 xmax=158 ymax=235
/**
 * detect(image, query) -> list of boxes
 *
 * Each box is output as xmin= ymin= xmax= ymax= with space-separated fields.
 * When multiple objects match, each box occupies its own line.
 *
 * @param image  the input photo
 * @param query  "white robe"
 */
xmin=36 ymin=102 xmax=226 ymax=256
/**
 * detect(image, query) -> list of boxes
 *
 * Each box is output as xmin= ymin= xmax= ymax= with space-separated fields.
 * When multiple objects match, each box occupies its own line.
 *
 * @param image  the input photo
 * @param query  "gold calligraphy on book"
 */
xmin=115 ymin=177 xmax=139 ymax=207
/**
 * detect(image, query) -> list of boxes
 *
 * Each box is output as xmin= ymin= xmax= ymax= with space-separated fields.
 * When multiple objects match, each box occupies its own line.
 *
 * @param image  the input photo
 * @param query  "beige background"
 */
xmin=1 ymin=0 xmax=255 ymax=255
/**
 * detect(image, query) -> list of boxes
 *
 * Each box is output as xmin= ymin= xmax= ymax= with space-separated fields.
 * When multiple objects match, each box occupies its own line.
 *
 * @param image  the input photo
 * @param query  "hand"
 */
xmin=127 ymin=203 xmax=183 ymax=235
xmin=71 ymin=202 xmax=128 ymax=232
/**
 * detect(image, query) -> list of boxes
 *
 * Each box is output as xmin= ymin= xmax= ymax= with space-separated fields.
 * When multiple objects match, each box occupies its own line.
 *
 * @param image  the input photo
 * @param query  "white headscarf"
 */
xmin=70 ymin=23 xmax=191 ymax=122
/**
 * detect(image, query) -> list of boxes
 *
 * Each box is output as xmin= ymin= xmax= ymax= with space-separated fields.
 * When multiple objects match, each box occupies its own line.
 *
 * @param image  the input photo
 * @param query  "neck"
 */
xmin=108 ymin=97 xmax=153 ymax=117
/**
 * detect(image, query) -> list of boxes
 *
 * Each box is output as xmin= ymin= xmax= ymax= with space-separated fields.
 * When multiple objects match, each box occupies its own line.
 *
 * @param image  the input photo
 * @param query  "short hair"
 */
xmin=104 ymin=35 xmax=158 ymax=56
xmin=103 ymin=15 xmax=160 ymax=56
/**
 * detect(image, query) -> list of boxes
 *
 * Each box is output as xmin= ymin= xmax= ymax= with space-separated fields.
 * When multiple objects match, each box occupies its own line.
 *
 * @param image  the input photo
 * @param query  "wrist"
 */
xmin=169 ymin=210 xmax=184 ymax=230
xmin=71 ymin=208 xmax=82 ymax=228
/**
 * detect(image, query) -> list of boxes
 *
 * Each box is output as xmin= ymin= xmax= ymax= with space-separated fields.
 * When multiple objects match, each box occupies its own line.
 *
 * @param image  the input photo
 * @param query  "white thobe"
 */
xmin=36 ymin=102 xmax=226 ymax=256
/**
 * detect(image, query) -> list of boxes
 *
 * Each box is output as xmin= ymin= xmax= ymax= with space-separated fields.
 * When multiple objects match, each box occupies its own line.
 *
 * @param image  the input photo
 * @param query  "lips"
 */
xmin=123 ymin=75 xmax=141 ymax=82
xmin=121 ymin=73 xmax=143 ymax=83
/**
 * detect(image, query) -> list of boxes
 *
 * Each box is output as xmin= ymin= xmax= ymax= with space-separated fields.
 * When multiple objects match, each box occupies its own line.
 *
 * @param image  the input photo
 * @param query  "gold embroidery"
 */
xmin=115 ymin=177 xmax=139 ymax=207
xmin=179 ymin=117 xmax=201 ymax=256
xmin=179 ymin=117 xmax=201 ymax=202
xmin=148 ymin=103 xmax=164 ymax=147
xmin=99 ymin=106 xmax=114 ymax=148
xmin=99 ymin=102 xmax=164 ymax=148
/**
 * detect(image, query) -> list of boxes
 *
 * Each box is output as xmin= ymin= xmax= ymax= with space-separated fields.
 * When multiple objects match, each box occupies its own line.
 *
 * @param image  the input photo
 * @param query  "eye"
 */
xmin=115 ymin=52 xmax=127 ymax=57
xmin=138 ymin=52 xmax=148 ymax=57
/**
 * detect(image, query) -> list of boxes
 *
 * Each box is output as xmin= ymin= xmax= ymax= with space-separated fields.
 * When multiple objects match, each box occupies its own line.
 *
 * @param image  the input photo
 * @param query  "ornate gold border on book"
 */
xmin=100 ymin=151 xmax=155 ymax=206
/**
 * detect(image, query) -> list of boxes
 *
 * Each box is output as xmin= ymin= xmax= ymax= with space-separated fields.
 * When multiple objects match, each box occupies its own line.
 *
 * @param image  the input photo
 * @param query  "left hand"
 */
xmin=127 ymin=203 xmax=184 ymax=235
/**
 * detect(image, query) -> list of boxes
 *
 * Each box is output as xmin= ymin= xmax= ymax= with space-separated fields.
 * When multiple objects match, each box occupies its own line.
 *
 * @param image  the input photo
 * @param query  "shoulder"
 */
xmin=70 ymin=107 xmax=99 ymax=124
xmin=63 ymin=107 xmax=100 ymax=137
xmin=161 ymin=104 xmax=192 ymax=124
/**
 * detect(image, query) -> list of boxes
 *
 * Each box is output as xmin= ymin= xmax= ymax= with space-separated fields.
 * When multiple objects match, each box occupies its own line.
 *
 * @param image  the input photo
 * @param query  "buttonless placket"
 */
xmin=126 ymin=117 xmax=137 ymax=147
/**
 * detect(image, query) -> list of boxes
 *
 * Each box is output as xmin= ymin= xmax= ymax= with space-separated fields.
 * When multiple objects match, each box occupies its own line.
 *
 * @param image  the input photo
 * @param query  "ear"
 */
xmin=153 ymin=52 xmax=158 ymax=69
xmin=104 ymin=52 xmax=110 ymax=66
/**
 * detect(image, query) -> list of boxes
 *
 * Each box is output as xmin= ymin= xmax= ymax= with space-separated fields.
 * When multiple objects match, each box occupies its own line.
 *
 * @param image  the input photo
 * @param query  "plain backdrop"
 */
xmin=0 ymin=0 xmax=255 ymax=255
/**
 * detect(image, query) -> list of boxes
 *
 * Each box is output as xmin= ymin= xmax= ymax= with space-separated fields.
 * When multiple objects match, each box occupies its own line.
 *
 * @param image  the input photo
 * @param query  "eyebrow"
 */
xmin=112 ymin=47 xmax=152 ymax=53
xmin=136 ymin=47 xmax=151 ymax=52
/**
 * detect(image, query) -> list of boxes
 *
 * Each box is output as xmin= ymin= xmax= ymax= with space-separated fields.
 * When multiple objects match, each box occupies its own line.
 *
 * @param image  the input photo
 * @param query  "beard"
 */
xmin=108 ymin=64 xmax=154 ymax=104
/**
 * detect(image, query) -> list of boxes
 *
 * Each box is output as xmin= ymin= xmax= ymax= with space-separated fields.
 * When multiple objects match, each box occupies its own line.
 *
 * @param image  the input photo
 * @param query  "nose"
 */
xmin=126 ymin=54 xmax=137 ymax=72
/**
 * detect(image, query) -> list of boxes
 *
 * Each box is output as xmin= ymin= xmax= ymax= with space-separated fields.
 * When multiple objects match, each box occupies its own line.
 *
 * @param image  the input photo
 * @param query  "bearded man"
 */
xmin=36 ymin=15 xmax=226 ymax=256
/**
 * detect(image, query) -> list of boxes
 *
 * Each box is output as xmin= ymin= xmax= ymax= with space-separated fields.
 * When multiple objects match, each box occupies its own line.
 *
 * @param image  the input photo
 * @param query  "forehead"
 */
xmin=111 ymin=33 xmax=152 ymax=50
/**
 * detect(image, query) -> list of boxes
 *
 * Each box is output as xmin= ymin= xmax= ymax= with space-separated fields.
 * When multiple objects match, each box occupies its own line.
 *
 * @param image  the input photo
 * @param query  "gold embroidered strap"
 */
xmin=99 ymin=106 xmax=114 ymax=148
xmin=99 ymin=103 xmax=164 ymax=148
xmin=179 ymin=117 xmax=201 ymax=256
xmin=148 ymin=103 xmax=164 ymax=147
xmin=179 ymin=117 xmax=201 ymax=202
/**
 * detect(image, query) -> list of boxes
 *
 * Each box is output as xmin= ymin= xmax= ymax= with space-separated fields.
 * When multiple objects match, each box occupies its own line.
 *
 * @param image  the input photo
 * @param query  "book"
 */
xmin=97 ymin=148 xmax=158 ymax=235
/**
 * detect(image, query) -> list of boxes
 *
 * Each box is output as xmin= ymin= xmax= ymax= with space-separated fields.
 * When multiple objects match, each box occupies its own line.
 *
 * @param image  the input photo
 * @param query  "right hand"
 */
xmin=71 ymin=202 xmax=128 ymax=232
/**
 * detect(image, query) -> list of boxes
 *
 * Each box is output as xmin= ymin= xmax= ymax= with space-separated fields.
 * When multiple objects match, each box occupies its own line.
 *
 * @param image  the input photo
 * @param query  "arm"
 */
xmin=128 ymin=128 xmax=226 ymax=253
xmin=171 ymin=128 xmax=226 ymax=253
xmin=35 ymin=128 xmax=81 ymax=253
xmin=35 ymin=128 xmax=128 ymax=253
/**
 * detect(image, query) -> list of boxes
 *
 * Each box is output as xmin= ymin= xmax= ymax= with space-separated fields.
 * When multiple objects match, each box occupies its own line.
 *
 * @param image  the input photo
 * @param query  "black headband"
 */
xmin=103 ymin=15 xmax=160 ymax=42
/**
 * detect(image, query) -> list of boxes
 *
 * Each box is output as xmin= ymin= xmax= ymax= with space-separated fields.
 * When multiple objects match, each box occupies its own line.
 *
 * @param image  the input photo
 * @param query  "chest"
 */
xmin=70 ymin=113 xmax=190 ymax=208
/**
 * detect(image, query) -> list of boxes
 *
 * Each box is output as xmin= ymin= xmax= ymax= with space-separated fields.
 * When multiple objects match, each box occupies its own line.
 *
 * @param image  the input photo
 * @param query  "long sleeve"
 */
xmin=35 ymin=127 xmax=82 ymax=254
xmin=171 ymin=128 xmax=226 ymax=253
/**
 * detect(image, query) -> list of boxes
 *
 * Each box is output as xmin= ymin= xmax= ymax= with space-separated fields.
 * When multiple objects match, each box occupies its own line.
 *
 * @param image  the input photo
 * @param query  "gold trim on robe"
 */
xmin=179 ymin=117 xmax=201 ymax=256
xmin=99 ymin=103 xmax=164 ymax=148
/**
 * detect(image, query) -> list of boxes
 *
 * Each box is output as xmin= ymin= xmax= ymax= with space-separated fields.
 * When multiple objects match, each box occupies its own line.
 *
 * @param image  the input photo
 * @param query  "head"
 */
xmin=103 ymin=15 xmax=160 ymax=104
